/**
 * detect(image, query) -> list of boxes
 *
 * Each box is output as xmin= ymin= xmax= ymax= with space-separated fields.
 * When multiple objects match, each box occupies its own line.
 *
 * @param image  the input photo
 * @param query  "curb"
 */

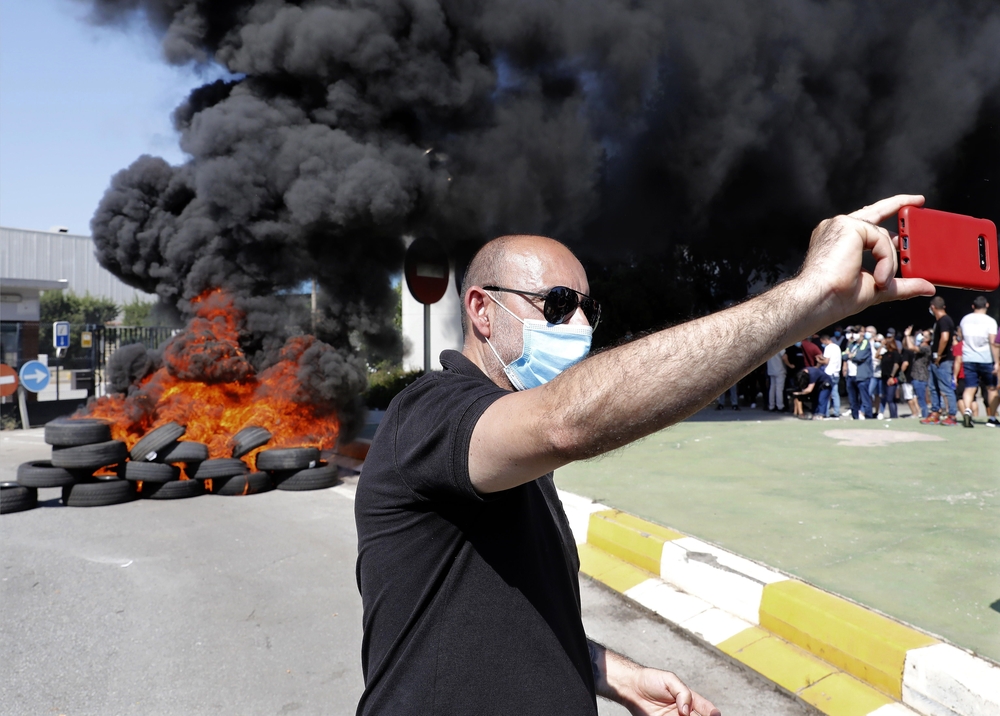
xmin=557 ymin=490 xmax=1000 ymax=716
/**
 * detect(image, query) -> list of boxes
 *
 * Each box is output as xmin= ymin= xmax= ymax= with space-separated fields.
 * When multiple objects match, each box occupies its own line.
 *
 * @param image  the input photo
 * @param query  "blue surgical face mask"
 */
xmin=864 ymin=331 xmax=873 ymax=340
xmin=915 ymin=334 xmax=924 ymax=345
xmin=486 ymin=296 xmax=592 ymax=390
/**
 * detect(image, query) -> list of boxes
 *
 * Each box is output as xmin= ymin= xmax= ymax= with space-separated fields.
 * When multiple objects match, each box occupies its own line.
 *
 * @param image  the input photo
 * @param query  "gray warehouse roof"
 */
xmin=1 ymin=226 xmax=154 ymax=306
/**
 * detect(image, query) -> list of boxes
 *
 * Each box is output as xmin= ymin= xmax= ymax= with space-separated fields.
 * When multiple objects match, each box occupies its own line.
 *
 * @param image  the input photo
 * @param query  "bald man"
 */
xmin=354 ymin=195 xmax=934 ymax=715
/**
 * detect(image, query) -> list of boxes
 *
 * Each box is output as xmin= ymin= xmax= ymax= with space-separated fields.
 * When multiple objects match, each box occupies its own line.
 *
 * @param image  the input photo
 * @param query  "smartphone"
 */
xmin=898 ymin=206 xmax=998 ymax=290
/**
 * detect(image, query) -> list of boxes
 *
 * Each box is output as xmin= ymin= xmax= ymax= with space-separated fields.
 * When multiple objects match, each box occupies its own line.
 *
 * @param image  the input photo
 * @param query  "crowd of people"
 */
xmin=752 ymin=295 xmax=999 ymax=426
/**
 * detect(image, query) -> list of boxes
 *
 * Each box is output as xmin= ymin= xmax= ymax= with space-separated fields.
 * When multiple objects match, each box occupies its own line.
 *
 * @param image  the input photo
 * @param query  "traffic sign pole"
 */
xmin=18 ymin=386 xmax=30 ymax=430
xmin=403 ymin=237 xmax=450 ymax=374
xmin=424 ymin=304 xmax=431 ymax=373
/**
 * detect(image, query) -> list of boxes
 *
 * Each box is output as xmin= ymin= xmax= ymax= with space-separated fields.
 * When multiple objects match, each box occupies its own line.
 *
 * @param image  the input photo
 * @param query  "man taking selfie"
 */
xmin=355 ymin=194 xmax=934 ymax=715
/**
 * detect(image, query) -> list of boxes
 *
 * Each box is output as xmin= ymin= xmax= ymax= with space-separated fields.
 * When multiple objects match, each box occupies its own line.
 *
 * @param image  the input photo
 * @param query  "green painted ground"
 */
xmin=555 ymin=412 xmax=1000 ymax=663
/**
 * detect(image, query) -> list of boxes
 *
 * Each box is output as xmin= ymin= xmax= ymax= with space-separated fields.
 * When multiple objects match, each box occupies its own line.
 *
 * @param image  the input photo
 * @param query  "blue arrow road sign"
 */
xmin=54 ymin=321 xmax=70 ymax=348
xmin=19 ymin=360 xmax=51 ymax=393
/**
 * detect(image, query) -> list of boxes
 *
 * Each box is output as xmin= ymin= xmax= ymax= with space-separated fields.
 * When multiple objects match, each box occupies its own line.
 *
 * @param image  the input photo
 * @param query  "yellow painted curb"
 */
xmin=719 ymin=627 xmax=836 ymax=694
xmin=760 ymin=580 xmax=939 ymax=699
xmin=587 ymin=510 xmax=684 ymax=574
xmin=800 ymin=673 xmax=894 ymax=716
xmin=578 ymin=542 xmax=651 ymax=593
xmin=578 ymin=503 xmax=943 ymax=715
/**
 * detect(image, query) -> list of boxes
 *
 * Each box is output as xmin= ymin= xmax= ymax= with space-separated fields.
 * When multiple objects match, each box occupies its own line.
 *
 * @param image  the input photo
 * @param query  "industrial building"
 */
xmin=1 ymin=226 xmax=154 ymax=369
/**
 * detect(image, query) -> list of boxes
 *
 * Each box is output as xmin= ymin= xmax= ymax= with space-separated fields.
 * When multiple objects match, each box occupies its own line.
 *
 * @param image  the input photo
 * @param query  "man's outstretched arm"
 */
xmin=470 ymin=194 xmax=935 ymax=493
xmin=589 ymin=640 xmax=720 ymax=716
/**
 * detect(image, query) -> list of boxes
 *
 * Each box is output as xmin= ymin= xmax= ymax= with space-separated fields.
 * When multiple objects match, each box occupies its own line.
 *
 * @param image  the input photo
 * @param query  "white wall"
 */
xmin=401 ymin=264 xmax=464 ymax=371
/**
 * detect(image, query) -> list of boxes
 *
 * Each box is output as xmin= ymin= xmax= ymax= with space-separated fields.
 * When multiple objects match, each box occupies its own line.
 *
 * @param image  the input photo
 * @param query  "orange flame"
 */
xmin=84 ymin=290 xmax=341 ymax=460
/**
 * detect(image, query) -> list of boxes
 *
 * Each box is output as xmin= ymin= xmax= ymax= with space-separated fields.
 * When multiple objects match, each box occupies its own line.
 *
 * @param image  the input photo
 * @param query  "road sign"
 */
xmin=0 ymin=364 xmax=17 ymax=397
xmin=404 ymin=237 xmax=450 ymax=305
xmin=53 ymin=321 xmax=71 ymax=349
xmin=81 ymin=331 xmax=93 ymax=349
xmin=19 ymin=360 xmax=51 ymax=393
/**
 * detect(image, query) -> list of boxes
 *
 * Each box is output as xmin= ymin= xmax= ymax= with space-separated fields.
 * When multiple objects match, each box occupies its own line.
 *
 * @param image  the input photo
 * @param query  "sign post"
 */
xmin=53 ymin=321 xmax=70 ymax=401
xmin=403 ymin=238 xmax=450 ymax=372
xmin=18 ymin=360 xmax=52 ymax=431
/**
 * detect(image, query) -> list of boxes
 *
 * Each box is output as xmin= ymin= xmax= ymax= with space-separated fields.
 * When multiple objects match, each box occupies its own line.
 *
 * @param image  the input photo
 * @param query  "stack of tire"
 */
xmin=8 ymin=418 xmax=132 ymax=511
xmin=255 ymin=447 xmax=342 ymax=492
xmin=2 ymin=420 xmax=344 ymax=515
xmin=191 ymin=426 xmax=274 ymax=496
xmin=123 ymin=421 xmax=208 ymax=500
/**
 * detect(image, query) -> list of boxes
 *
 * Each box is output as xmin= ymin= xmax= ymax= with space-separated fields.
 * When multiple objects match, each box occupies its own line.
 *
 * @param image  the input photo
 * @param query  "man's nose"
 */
xmin=567 ymin=305 xmax=590 ymax=327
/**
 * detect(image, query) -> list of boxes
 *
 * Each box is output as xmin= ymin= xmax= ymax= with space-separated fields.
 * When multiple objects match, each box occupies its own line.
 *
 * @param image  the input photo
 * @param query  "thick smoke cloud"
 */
xmin=85 ymin=0 xmax=1000 ymax=347
xmin=107 ymin=342 xmax=161 ymax=394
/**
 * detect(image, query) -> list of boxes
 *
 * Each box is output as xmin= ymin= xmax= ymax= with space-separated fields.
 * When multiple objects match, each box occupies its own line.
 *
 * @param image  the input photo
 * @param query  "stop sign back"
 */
xmin=404 ymin=237 xmax=449 ymax=305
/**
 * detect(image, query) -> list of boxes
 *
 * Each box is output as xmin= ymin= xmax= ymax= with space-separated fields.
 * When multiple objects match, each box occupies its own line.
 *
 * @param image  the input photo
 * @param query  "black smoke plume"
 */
xmin=84 ymin=0 xmax=1000 ymax=357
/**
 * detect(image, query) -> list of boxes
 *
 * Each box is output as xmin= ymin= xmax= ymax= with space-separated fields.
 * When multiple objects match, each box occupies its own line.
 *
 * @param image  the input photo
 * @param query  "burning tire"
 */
xmin=255 ymin=447 xmax=320 ymax=471
xmin=44 ymin=418 xmax=112 ymax=447
xmin=213 ymin=471 xmax=274 ymax=496
xmin=17 ymin=460 xmax=80 ymax=488
xmin=123 ymin=461 xmax=180 ymax=483
xmin=231 ymin=426 xmax=272 ymax=458
xmin=142 ymin=479 xmax=204 ymax=500
xmin=62 ymin=476 xmax=137 ymax=507
xmin=156 ymin=441 xmax=209 ymax=464
xmin=1 ymin=482 xmax=38 ymax=514
xmin=51 ymin=440 xmax=128 ymax=470
xmin=190 ymin=458 xmax=248 ymax=479
xmin=274 ymin=463 xmax=341 ymax=491
xmin=129 ymin=422 xmax=186 ymax=461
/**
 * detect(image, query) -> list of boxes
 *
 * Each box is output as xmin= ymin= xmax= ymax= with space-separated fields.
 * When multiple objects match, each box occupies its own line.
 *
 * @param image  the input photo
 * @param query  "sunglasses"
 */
xmin=484 ymin=285 xmax=601 ymax=330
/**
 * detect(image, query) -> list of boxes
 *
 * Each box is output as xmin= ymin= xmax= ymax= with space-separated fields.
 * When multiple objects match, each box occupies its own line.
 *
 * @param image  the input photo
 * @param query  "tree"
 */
xmin=39 ymin=291 xmax=119 ymax=363
xmin=122 ymin=296 xmax=155 ymax=326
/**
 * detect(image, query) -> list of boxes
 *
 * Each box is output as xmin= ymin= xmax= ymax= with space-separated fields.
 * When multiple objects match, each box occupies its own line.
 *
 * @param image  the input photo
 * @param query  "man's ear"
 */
xmin=466 ymin=287 xmax=492 ymax=339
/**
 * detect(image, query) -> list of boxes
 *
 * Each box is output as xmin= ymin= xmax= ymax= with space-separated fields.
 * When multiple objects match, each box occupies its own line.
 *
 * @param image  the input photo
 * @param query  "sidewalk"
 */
xmin=558 ymin=490 xmax=1000 ymax=716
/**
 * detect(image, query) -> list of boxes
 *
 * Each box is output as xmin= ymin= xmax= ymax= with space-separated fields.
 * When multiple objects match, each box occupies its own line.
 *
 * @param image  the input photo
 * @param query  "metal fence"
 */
xmin=87 ymin=326 xmax=178 ymax=398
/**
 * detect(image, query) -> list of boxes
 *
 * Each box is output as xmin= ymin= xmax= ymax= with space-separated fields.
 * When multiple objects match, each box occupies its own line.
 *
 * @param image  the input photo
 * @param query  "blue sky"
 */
xmin=0 ymin=0 xmax=226 ymax=236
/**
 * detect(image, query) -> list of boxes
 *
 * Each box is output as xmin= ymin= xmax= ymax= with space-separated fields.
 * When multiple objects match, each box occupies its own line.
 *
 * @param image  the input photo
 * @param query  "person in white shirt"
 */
xmin=820 ymin=334 xmax=843 ymax=417
xmin=957 ymin=296 xmax=999 ymax=428
xmin=765 ymin=349 xmax=794 ymax=411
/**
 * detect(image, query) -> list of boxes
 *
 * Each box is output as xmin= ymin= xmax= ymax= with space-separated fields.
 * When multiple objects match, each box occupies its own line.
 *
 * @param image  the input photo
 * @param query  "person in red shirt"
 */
xmin=953 ymin=334 xmax=974 ymax=419
xmin=801 ymin=336 xmax=823 ymax=367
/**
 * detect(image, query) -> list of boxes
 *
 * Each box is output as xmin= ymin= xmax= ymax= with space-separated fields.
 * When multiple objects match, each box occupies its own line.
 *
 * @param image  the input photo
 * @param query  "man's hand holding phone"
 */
xmin=796 ymin=194 xmax=935 ymax=327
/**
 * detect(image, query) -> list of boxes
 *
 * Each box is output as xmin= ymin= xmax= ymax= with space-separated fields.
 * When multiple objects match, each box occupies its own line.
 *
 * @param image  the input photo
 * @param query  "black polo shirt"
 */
xmin=355 ymin=350 xmax=596 ymax=715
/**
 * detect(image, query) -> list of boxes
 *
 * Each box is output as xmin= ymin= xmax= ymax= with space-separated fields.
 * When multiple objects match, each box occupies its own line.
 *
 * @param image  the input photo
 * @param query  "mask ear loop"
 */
xmin=483 ymin=290 xmax=524 ymax=370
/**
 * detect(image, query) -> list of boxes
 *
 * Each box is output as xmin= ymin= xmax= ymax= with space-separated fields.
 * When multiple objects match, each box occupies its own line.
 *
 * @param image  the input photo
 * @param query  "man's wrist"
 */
xmin=590 ymin=640 xmax=645 ymax=707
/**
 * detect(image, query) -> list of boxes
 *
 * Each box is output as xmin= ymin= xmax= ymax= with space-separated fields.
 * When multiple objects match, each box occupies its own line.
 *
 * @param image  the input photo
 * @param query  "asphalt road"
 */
xmin=1 ymin=429 xmax=810 ymax=716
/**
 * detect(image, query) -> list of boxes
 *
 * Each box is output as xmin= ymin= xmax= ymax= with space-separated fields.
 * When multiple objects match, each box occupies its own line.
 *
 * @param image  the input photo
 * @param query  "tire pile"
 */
xmin=1 ymin=419 xmax=346 ymax=515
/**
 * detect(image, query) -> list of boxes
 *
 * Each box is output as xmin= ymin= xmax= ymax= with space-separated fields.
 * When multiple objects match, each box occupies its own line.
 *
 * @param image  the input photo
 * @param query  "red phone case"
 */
xmin=898 ymin=206 xmax=999 ymax=290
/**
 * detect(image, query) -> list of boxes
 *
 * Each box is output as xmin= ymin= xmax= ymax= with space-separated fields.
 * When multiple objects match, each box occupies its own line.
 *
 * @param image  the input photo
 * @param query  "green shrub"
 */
xmin=365 ymin=366 xmax=424 ymax=409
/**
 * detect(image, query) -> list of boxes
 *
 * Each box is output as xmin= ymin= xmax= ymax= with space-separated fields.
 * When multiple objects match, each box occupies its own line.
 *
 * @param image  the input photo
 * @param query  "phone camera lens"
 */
xmin=979 ymin=236 xmax=988 ymax=270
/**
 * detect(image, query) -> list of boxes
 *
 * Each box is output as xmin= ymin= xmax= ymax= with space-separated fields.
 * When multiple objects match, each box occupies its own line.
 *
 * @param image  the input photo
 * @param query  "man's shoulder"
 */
xmin=961 ymin=312 xmax=998 ymax=329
